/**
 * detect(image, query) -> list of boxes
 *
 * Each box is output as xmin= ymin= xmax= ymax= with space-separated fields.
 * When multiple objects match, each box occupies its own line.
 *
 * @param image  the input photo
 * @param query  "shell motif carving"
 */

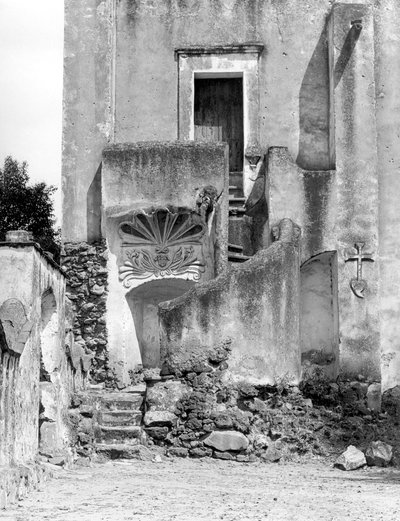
xmin=118 ymin=208 xmax=207 ymax=287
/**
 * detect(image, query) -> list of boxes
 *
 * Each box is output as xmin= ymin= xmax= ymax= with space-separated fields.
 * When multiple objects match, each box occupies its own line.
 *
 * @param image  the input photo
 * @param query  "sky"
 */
xmin=0 ymin=0 xmax=64 ymax=220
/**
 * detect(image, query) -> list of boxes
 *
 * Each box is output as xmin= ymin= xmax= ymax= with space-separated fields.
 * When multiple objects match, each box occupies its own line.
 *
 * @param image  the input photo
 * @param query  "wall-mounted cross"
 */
xmin=344 ymin=242 xmax=374 ymax=298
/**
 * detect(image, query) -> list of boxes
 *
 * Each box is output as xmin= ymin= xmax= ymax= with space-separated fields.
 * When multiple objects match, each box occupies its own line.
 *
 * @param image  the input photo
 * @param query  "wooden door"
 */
xmin=194 ymin=78 xmax=243 ymax=173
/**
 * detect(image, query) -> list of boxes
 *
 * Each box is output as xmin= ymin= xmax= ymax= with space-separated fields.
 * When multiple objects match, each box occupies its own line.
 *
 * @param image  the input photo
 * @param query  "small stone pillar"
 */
xmin=5 ymin=230 xmax=32 ymax=242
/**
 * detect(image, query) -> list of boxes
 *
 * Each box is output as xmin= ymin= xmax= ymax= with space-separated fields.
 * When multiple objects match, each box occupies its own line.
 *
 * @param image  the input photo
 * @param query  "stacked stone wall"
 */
xmin=61 ymin=242 xmax=115 ymax=385
xmin=144 ymin=344 xmax=398 ymax=463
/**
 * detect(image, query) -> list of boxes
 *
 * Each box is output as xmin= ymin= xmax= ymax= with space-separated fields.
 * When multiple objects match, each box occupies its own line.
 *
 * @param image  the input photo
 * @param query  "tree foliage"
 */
xmin=0 ymin=156 xmax=60 ymax=260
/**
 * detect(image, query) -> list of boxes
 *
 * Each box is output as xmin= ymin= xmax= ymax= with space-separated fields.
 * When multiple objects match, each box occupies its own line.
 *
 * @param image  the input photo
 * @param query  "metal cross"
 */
xmin=345 ymin=242 xmax=374 ymax=281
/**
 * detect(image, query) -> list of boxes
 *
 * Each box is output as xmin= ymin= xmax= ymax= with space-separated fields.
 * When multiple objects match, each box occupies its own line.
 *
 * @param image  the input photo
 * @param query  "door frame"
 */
xmin=175 ymin=44 xmax=263 ymax=198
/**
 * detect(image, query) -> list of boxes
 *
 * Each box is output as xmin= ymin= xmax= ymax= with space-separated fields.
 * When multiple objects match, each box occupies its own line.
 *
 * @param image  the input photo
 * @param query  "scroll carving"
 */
xmin=118 ymin=208 xmax=207 ymax=287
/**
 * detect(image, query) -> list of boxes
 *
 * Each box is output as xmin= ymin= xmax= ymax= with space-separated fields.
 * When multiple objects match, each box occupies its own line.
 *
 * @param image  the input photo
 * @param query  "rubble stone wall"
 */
xmin=144 ymin=369 xmax=393 ymax=463
xmin=61 ymin=241 xmax=114 ymax=385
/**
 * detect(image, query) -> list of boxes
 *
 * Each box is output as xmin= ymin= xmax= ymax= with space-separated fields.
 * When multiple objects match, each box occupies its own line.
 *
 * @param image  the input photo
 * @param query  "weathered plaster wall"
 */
xmin=330 ymin=3 xmax=379 ymax=381
xmin=268 ymin=3 xmax=380 ymax=382
xmin=62 ymin=0 xmax=114 ymax=242
xmin=114 ymin=0 xmax=332 ymax=162
xmin=159 ymin=219 xmax=301 ymax=386
xmin=0 ymin=243 xmax=86 ymax=467
xmin=101 ymin=141 xmax=229 ymax=382
xmin=374 ymin=0 xmax=400 ymax=392
xmin=63 ymin=0 xmax=336 ymax=242
xmin=300 ymin=252 xmax=339 ymax=379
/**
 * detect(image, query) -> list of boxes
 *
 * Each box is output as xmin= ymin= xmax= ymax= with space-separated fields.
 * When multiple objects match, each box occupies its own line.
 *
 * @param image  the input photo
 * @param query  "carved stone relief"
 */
xmin=118 ymin=208 xmax=207 ymax=288
xmin=344 ymin=242 xmax=374 ymax=298
xmin=271 ymin=218 xmax=301 ymax=245
xmin=0 ymin=298 xmax=32 ymax=356
xmin=195 ymin=185 xmax=219 ymax=222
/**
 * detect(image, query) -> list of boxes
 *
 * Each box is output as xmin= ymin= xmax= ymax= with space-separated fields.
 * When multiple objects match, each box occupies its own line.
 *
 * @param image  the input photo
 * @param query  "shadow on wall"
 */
xmin=297 ymin=20 xmax=362 ymax=172
xmin=333 ymin=23 xmax=362 ymax=88
xmin=300 ymin=251 xmax=339 ymax=379
xmin=87 ymin=163 xmax=102 ymax=243
xmin=39 ymin=289 xmax=59 ymax=454
xmin=126 ymin=278 xmax=195 ymax=368
xmin=40 ymin=289 xmax=58 ymax=382
xmin=0 ymin=322 xmax=20 ymax=467
xmin=297 ymin=22 xmax=331 ymax=171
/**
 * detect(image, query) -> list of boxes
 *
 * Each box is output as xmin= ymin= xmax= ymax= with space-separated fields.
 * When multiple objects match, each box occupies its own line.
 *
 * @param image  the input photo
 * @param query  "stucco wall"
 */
xmin=375 ymin=0 xmax=400 ymax=392
xmin=62 ymin=0 xmax=114 ymax=242
xmin=101 ymin=141 xmax=229 ymax=382
xmin=63 ymin=0 xmax=336 ymax=242
xmin=159 ymin=219 xmax=301 ymax=386
xmin=0 ymin=244 xmax=83 ymax=465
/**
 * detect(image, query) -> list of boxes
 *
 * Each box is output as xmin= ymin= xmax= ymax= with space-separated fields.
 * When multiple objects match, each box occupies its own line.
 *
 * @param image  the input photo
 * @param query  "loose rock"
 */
xmin=334 ymin=445 xmax=366 ymax=471
xmin=365 ymin=440 xmax=393 ymax=467
xmin=367 ymin=383 xmax=381 ymax=412
xmin=204 ymin=431 xmax=249 ymax=452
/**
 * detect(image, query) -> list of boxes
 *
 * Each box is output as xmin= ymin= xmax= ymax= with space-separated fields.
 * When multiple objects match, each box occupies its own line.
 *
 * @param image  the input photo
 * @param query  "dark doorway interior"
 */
xmin=194 ymin=77 xmax=244 ymax=175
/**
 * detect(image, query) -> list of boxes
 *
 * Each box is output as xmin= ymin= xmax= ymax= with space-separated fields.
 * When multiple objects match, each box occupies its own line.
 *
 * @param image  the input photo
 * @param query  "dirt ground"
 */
xmin=3 ymin=457 xmax=400 ymax=521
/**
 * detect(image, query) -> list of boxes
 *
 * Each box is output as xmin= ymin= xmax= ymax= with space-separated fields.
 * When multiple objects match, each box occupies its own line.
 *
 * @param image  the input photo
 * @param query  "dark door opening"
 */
xmin=194 ymin=77 xmax=244 ymax=182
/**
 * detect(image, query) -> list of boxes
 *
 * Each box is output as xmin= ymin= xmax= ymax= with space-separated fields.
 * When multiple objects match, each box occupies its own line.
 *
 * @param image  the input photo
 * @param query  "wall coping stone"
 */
xmin=0 ymin=242 xmax=65 ymax=276
xmin=175 ymin=43 xmax=264 ymax=58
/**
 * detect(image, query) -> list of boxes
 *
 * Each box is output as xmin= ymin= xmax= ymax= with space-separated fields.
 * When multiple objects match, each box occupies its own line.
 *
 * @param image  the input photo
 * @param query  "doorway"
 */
xmin=194 ymin=77 xmax=244 ymax=184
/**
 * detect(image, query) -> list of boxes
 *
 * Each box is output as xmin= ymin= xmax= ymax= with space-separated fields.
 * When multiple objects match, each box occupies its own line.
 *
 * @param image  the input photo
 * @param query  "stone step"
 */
xmin=229 ymin=185 xmax=243 ymax=198
xmin=96 ymin=425 xmax=143 ymax=444
xmin=95 ymin=443 xmax=151 ymax=460
xmin=123 ymin=384 xmax=146 ymax=394
xmin=229 ymin=196 xmax=246 ymax=205
xmin=229 ymin=207 xmax=246 ymax=217
xmin=228 ymin=243 xmax=243 ymax=254
xmin=99 ymin=410 xmax=143 ymax=427
xmin=229 ymin=172 xmax=243 ymax=189
xmin=99 ymin=392 xmax=144 ymax=411
xmin=228 ymin=252 xmax=251 ymax=263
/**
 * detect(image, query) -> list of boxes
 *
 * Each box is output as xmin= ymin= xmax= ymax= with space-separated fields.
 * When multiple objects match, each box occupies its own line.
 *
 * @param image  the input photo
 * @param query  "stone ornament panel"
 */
xmin=118 ymin=207 xmax=207 ymax=287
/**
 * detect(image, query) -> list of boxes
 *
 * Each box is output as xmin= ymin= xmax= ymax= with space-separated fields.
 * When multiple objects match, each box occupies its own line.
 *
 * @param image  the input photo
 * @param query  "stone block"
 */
xmin=146 ymin=381 xmax=189 ymax=412
xmin=213 ymin=451 xmax=233 ymax=460
xmin=168 ymin=447 xmax=189 ymax=458
xmin=252 ymin=433 xmax=270 ymax=450
xmin=40 ymin=382 xmax=58 ymax=422
xmin=261 ymin=446 xmax=282 ymax=463
xmin=48 ymin=457 xmax=65 ymax=467
xmin=204 ymin=431 xmax=249 ymax=452
xmin=100 ymin=410 xmax=142 ymax=427
xmin=367 ymin=383 xmax=382 ymax=412
xmin=334 ymin=446 xmax=366 ymax=471
xmin=189 ymin=447 xmax=212 ymax=458
xmin=365 ymin=441 xmax=393 ymax=467
xmin=145 ymin=426 xmax=169 ymax=440
xmin=39 ymin=423 xmax=61 ymax=457
xmin=144 ymin=411 xmax=177 ymax=427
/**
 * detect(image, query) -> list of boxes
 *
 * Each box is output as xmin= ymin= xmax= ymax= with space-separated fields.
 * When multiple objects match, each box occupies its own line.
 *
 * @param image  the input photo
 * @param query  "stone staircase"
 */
xmin=94 ymin=385 xmax=147 ymax=459
xmin=228 ymin=174 xmax=251 ymax=264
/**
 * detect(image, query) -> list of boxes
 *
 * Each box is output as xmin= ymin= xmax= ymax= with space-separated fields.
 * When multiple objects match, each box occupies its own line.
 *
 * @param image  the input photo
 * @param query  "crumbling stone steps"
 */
xmin=99 ymin=392 xmax=144 ymax=411
xmin=97 ymin=425 xmax=143 ymax=444
xmin=228 ymin=251 xmax=252 ymax=263
xmin=228 ymin=198 xmax=246 ymax=217
xmin=229 ymin=184 xmax=243 ymax=198
xmin=99 ymin=410 xmax=142 ymax=426
xmin=228 ymin=243 xmax=251 ymax=263
xmin=93 ymin=386 xmax=147 ymax=459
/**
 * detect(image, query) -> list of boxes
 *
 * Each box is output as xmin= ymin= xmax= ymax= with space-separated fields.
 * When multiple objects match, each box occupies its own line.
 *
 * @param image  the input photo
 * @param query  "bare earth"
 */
xmin=4 ymin=458 xmax=400 ymax=521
